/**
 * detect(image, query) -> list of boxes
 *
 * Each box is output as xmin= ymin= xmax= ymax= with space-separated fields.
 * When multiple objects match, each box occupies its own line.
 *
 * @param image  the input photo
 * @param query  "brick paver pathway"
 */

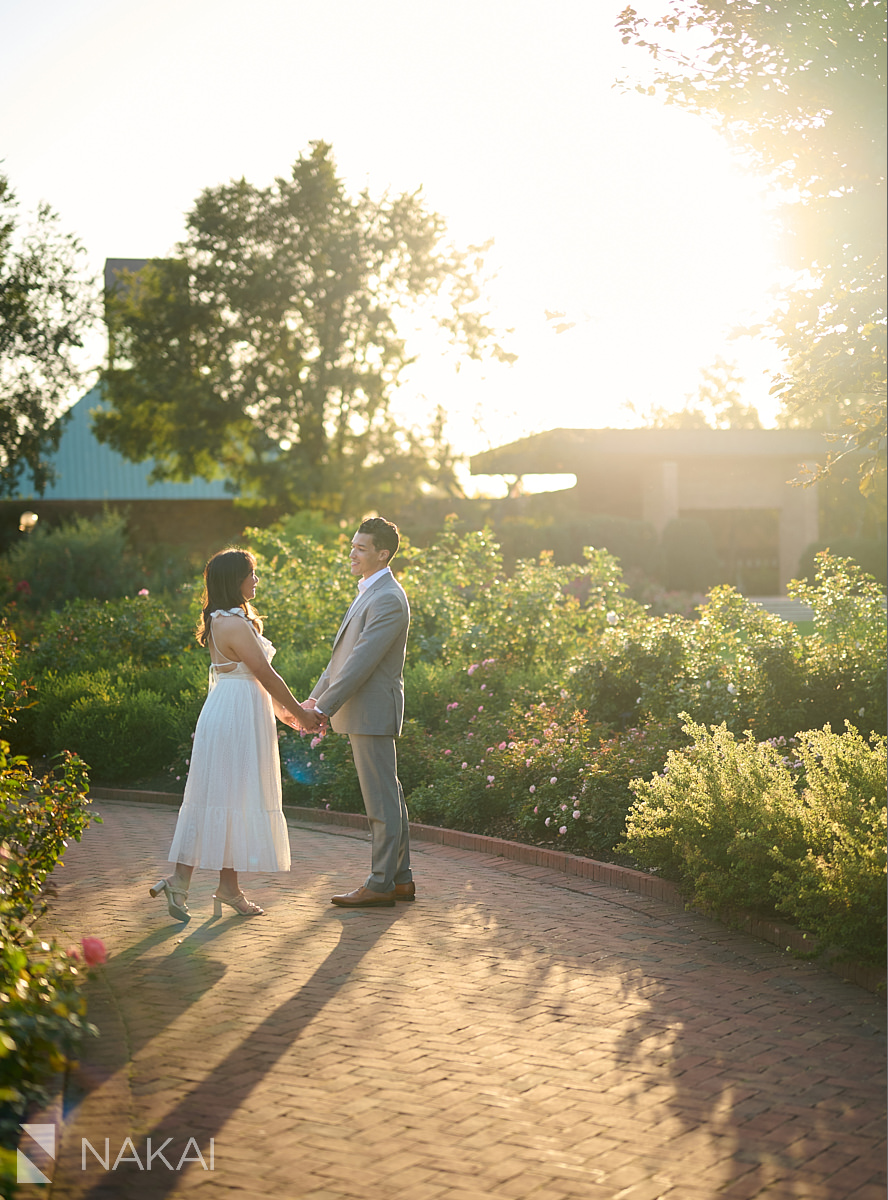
xmin=32 ymin=800 xmax=886 ymax=1200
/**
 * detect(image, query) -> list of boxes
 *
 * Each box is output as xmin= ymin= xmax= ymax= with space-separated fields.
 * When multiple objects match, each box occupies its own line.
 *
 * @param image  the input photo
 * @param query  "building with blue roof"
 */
xmin=0 ymin=386 xmax=274 ymax=560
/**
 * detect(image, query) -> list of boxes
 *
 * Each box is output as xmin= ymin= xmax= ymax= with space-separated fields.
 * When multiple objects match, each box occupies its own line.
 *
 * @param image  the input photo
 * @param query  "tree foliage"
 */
xmin=617 ymin=0 xmax=886 ymax=492
xmin=627 ymin=355 xmax=763 ymax=428
xmin=97 ymin=142 xmax=514 ymax=514
xmin=0 ymin=176 xmax=97 ymax=496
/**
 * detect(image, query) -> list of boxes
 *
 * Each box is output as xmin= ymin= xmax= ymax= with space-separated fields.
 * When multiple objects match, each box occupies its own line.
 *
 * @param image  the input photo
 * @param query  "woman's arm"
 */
xmin=213 ymin=617 xmax=321 ymax=731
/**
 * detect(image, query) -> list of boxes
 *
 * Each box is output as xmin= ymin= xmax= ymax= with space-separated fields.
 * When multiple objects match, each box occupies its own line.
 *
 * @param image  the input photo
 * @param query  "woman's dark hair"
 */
xmin=196 ymin=548 xmax=262 ymax=645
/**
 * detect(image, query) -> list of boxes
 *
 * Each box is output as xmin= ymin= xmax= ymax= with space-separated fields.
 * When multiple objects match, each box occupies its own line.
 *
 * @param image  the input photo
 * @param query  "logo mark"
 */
xmin=17 ymin=1124 xmax=56 ymax=1184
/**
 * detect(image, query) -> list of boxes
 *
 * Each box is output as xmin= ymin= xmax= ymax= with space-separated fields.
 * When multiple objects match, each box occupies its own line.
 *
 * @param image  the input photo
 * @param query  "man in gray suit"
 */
xmin=305 ymin=516 xmax=414 ymax=907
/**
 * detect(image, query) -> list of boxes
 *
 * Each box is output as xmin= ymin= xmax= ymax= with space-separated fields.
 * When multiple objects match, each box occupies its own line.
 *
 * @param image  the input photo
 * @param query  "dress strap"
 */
xmin=208 ymin=611 xmax=241 ymax=667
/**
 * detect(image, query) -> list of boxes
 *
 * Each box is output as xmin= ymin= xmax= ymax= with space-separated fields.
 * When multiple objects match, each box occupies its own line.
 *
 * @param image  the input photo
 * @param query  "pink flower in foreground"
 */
xmin=498 ymin=742 xmax=506 ymax=750
xmin=572 ymin=810 xmax=581 ymax=819
xmin=81 ymin=937 xmax=107 ymax=966
xmin=444 ymin=749 xmax=452 ymax=756
xmin=544 ymin=817 xmax=551 ymax=827
xmin=529 ymin=785 xmax=536 ymax=794
xmin=533 ymin=806 xmax=538 ymax=813
xmin=487 ymin=775 xmax=495 ymax=783
xmin=559 ymin=826 xmax=567 ymax=835
xmin=310 ymin=736 xmax=322 ymax=748
xmin=138 ymin=588 xmax=150 ymax=596
xmin=467 ymin=664 xmax=479 ymax=676
xmin=550 ymin=777 xmax=558 ymax=784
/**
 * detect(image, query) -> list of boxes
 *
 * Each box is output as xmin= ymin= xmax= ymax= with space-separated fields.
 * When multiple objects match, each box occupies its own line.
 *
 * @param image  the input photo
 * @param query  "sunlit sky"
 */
xmin=2 ymin=0 xmax=785 ymax=494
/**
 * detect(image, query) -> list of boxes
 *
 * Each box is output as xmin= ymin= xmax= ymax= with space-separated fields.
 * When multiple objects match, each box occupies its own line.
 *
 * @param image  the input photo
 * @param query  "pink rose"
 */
xmin=81 ymin=937 xmax=107 ymax=966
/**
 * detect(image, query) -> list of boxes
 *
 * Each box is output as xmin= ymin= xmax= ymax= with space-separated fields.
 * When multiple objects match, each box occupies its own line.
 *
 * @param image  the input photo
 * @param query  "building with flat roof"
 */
xmin=471 ymin=427 xmax=831 ymax=593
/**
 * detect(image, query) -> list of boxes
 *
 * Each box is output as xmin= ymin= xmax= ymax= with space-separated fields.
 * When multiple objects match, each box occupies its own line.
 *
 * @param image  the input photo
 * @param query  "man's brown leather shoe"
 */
xmin=330 ymin=886 xmax=396 ymax=908
xmin=394 ymin=882 xmax=416 ymax=901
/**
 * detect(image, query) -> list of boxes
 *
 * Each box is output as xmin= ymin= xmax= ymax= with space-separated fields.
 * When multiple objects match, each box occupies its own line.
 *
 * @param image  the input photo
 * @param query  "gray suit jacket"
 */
xmin=310 ymin=571 xmax=410 ymax=736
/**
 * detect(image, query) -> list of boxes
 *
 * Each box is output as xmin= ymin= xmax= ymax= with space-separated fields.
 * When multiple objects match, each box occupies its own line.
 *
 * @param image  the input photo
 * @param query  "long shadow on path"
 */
xmin=56 ymin=911 xmax=398 ymax=1199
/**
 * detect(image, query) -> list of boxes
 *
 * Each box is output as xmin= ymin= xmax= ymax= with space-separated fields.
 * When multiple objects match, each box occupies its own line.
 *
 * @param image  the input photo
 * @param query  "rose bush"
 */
xmin=0 ymin=625 xmax=104 ymax=1178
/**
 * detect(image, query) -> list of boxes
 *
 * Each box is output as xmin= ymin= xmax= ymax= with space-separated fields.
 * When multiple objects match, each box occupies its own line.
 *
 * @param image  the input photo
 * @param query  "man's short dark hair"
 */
xmin=359 ymin=516 xmax=400 ymax=563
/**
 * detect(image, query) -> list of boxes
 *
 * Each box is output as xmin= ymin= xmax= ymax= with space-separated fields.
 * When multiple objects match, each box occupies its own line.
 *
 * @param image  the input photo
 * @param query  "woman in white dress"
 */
xmin=150 ymin=548 xmax=320 ymax=920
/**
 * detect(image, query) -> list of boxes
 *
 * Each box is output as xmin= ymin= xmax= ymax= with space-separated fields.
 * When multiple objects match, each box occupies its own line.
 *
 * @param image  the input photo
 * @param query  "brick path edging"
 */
xmin=88 ymin=788 xmax=886 ymax=996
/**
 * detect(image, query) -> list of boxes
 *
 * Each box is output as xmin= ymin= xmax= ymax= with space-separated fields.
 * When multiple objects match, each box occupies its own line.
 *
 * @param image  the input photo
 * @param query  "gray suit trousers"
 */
xmin=349 ymin=734 xmax=412 ymax=892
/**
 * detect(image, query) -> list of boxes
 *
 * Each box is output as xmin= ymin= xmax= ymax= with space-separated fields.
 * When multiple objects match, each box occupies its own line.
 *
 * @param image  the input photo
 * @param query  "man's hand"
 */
xmin=298 ymin=706 xmax=322 ymax=734
xmin=299 ymin=697 xmax=328 ymax=735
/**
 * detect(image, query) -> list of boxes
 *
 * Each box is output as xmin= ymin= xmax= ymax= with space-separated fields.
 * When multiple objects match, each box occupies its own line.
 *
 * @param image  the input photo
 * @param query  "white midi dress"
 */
xmin=167 ymin=610 xmax=291 ymax=872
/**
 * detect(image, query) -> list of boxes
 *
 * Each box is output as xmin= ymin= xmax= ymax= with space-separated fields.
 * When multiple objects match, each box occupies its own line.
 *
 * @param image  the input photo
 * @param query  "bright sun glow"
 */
xmin=1 ymin=0 xmax=785 ymax=499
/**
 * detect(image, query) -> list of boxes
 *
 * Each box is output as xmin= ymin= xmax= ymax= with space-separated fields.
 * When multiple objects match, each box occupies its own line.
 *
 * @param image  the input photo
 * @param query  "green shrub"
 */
xmin=518 ymin=720 xmax=680 ymax=858
xmin=620 ymin=717 xmax=808 ymax=912
xmin=568 ymin=557 xmax=886 ymax=742
xmin=30 ymin=594 xmax=194 ymax=674
xmin=53 ymin=689 xmax=187 ymax=784
xmin=13 ymin=667 xmax=125 ymax=759
xmin=241 ymin=528 xmax=354 ymax=658
xmin=789 ymin=552 xmax=888 ymax=736
xmin=279 ymin=726 xmax=362 ymax=811
xmin=0 ymin=909 xmax=99 ymax=1156
xmin=769 ymin=724 xmax=887 ymax=964
xmin=401 ymin=520 xmax=642 ymax=669
xmin=798 ymin=537 xmax=887 ymax=587
xmin=0 ymin=625 xmax=102 ymax=1159
xmin=0 ymin=745 xmax=95 ymax=921
xmin=621 ymin=716 xmax=887 ymax=965
xmin=0 ymin=510 xmax=138 ymax=611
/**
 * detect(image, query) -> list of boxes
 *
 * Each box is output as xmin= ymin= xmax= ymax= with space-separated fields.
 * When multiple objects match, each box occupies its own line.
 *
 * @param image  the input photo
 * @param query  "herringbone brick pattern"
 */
xmin=36 ymin=801 xmax=885 ymax=1200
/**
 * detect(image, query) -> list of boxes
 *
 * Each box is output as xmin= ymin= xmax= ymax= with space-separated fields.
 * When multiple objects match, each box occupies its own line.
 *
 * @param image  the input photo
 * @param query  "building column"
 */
xmin=778 ymin=478 xmax=819 ymax=593
xmin=642 ymin=460 xmax=679 ymax=535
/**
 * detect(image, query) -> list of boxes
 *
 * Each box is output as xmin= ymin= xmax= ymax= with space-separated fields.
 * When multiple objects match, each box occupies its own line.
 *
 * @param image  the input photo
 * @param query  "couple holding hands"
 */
xmin=150 ymin=516 xmax=413 ymax=921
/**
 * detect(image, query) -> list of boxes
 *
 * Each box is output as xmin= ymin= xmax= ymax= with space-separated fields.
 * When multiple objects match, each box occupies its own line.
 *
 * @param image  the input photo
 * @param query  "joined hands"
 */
xmin=279 ymin=698 xmax=328 ymax=736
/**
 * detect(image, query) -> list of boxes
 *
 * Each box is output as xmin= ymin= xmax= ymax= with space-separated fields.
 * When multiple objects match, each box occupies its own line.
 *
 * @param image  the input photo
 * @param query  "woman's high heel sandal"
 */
xmin=213 ymin=891 xmax=264 ymax=917
xmin=149 ymin=878 xmax=190 ymax=922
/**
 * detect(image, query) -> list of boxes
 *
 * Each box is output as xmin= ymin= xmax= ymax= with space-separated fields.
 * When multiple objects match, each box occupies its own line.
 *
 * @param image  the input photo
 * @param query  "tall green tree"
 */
xmin=617 ymin=0 xmax=886 ymax=493
xmin=97 ymin=142 xmax=514 ymax=514
xmin=0 ymin=176 xmax=97 ymax=496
